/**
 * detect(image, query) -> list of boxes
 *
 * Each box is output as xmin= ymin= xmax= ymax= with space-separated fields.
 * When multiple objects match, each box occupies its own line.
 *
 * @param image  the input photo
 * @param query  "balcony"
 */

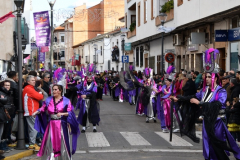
xmin=127 ymin=27 xmax=136 ymax=39
xmin=93 ymin=55 xmax=98 ymax=64
xmin=85 ymin=56 xmax=89 ymax=63
xmin=155 ymin=9 xmax=174 ymax=26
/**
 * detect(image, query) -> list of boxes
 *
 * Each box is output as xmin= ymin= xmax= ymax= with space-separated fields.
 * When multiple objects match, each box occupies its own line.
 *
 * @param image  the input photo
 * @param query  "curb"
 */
xmin=3 ymin=150 xmax=34 ymax=160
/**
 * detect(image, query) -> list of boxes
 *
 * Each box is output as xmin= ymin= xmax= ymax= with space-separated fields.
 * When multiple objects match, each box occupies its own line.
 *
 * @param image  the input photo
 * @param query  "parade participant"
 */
xmin=173 ymin=48 xmax=240 ymax=160
xmin=96 ymin=73 xmax=104 ymax=100
xmin=127 ymin=66 xmax=136 ymax=105
xmin=76 ymin=64 xmax=100 ymax=133
xmin=160 ymin=66 xmax=180 ymax=132
xmin=103 ymin=71 xmax=109 ymax=96
xmin=107 ymin=74 xmax=112 ymax=96
xmin=34 ymin=68 xmax=80 ymax=159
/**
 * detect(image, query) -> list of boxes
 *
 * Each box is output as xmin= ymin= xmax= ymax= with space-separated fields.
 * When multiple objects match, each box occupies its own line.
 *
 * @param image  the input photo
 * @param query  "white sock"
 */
xmin=82 ymin=126 xmax=86 ymax=130
xmin=93 ymin=126 xmax=96 ymax=130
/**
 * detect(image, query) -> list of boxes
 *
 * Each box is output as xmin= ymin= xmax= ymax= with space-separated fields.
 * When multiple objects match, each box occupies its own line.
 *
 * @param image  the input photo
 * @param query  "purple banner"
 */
xmin=33 ymin=11 xmax=50 ymax=47
xmin=38 ymin=52 xmax=45 ymax=62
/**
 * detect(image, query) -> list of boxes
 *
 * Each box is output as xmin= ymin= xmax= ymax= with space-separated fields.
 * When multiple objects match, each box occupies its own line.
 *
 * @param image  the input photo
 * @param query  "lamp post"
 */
xmin=158 ymin=12 xmax=167 ymax=77
xmin=121 ymin=34 xmax=126 ymax=71
xmin=47 ymin=0 xmax=56 ymax=72
xmin=14 ymin=0 xmax=25 ymax=150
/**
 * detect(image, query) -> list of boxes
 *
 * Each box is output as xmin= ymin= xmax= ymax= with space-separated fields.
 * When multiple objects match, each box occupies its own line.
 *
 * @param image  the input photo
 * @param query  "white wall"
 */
xmin=174 ymin=0 xmax=240 ymax=27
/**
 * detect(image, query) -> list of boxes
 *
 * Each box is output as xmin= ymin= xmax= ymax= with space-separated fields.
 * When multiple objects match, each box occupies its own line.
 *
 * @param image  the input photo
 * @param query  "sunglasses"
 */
xmin=206 ymin=76 xmax=212 ymax=78
xmin=47 ymin=77 xmax=50 ymax=78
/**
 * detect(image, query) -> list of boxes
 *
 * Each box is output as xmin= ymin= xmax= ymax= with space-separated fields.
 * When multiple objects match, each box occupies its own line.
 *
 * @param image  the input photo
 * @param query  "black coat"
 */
xmin=227 ymin=102 xmax=240 ymax=125
xmin=6 ymin=79 xmax=19 ymax=111
xmin=230 ymin=85 xmax=240 ymax=102
xmin=182 ymin=79 xmax=196 ymax=96
xmin=42 ymin=81 xmax=51 ymax=96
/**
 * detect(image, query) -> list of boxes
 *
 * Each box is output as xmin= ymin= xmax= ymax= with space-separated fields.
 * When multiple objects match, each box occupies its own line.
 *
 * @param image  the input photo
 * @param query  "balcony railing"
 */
xmin=127 ymin=27 xmax=136 ymax=39
xmin=155 ymin=9 xmax=174 ymax=26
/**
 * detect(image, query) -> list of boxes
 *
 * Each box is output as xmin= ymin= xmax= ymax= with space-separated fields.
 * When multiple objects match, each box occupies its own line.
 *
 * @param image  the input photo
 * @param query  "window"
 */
xmin=138 ymin=2 xmax=141 ymax=27
xmin=82 ymin=49 xmax=83 ymax=58
xmin=232 ymin=17 xmax=238 ymax=28
xmin=136 ymin=47 xmax=139 ymax=66
xmin=101 ymin=46 xmax=102 ymax=56
xmin=144 ymin=0 xmax=147 ymax=23
xmin=140 ymin=46 xmax=143 ymax=67
xmin=61 ymin=36 xmax=64 ymax=42
xmin=151 ymin=0 xmax=154 ymax=20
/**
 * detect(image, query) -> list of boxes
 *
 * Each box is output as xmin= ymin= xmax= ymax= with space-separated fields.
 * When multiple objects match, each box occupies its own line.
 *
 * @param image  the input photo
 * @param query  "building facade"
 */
xmin=125 ymin=0 xmax=240 ymax=74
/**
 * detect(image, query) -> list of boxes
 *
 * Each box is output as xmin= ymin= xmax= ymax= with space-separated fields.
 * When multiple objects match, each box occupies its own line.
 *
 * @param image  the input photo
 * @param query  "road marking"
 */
xmin=75 ymin=149 xmax=202 ymax=154
xmin=86 ymin=132 xmax=110 ymax=147
xmin=120 ymin=132 xmax=151 ymax=146
xmin=155 ymin=132 xmax=193 ymax=146
xmin=196 ymin=131 xmax=202 ymax=139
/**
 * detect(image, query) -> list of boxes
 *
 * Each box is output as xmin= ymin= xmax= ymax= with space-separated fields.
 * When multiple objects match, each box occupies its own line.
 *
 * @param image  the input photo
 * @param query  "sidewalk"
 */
xmin=2 ymin=149 xmax=34 ymax=160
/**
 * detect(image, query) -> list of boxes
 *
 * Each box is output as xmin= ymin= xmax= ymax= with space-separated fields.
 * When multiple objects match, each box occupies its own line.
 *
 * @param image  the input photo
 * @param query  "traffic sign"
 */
xmin=165 ymin=53 xmax=175 ymax=63
xmin=122 ymin=55 xmax=129 ymax=63
xmin=53 ymin=64 xmax=57 ymax=68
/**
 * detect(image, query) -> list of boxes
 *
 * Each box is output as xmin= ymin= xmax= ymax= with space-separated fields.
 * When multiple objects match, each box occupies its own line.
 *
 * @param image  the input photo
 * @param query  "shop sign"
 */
xmin=228 ymin=28 xmax=240 ymax=41
xmin=124 ymin=43 xmax=131 ymax=51
xmin=187 ymin=44 xmax=199 ymax=51
xmin=215 ymin=30 xmax=228 ymax=42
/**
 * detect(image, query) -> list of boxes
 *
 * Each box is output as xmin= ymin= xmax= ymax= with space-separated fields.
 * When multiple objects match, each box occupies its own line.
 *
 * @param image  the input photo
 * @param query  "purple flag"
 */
xmin=38 ymin=52 xmax=45 ymax=62
xmin=33 ymin=11 xmax=51 ymax=47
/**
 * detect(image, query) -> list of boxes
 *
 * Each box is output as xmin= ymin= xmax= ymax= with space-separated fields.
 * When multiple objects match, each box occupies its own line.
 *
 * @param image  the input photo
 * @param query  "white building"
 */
xmin=124 ymin=0 xmax=240 ymax=74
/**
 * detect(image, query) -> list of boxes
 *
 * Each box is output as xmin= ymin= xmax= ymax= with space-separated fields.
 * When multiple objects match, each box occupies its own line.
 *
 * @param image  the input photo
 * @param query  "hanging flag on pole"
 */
xmin=33 ymin=11 xmax=51 ymax=47
xmin=0 ymin=12 xmax=15 ymax=24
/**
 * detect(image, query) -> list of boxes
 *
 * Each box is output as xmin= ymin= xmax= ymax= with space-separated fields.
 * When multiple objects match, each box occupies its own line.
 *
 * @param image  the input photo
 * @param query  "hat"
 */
xmin=222 ymin=75 xmax=231 ymax=79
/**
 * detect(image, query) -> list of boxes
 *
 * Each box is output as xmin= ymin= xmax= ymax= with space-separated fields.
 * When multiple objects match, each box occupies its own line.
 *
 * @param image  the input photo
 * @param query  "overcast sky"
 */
xmin=29 ymin=0 xmax=102 ymax=38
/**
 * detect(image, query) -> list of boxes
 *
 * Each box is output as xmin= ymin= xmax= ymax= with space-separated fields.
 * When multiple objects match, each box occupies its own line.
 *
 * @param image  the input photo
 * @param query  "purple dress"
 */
xmin=196 ymin=85 xmax=240 ymax=160
xmin=35 ymin=96 xmax=80 ymax=160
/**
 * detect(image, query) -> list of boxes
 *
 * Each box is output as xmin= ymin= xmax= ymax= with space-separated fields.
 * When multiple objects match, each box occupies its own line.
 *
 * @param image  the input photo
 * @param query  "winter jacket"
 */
xmin=42 ymin=81 xmax=51 ymax=96
xmin=182 ymin=79 xmax=196 ymax=96
xmin=5 ymin=78 xmax=19 ymax=110
xmin=22 ymin=84 xmax=43 ymax=116
xmin=195 ymin=74 xmax=202 ymax=89
xmin=0 ymin=87 xmax=15 ymax=116
xmin=230 ymin=84 xmax=240 ymax=103
xmin=227 ymin=102 xmax=240 ymax=125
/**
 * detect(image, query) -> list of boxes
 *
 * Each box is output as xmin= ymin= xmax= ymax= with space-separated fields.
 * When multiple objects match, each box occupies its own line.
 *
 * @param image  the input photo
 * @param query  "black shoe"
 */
xmin=154 ymin=119 xmax=157 ymax=123
xmin=81 ymin=130 xmax=86 ymax=133
xmin=93 ymin=129 xmax=97 ymax=132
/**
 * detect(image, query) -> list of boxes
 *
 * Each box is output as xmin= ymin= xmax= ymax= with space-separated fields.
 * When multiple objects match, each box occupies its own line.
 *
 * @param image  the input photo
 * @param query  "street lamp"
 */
xmin=121 ymin=34 xmax=126 ymax=71
xmin=93 ymin=44 xmax=97 ymax=65
xmin=158 ymin=12 xmax=167 ymax=77
xmin=14 ymin=0 xmax=25 ymax=150
xmin=47 ymin=0 xmax=56 ymax=72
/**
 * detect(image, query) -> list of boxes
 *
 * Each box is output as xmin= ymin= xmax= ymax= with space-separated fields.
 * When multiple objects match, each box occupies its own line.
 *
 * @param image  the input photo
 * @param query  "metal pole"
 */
xmin=50 ymin=4 xmax=54 ymax=72
xmin=37 ymin=48 xmax=39 ymax=71
xmin=16 ymin=7 xmax=25 ymax=150
xmin=122 ymin=39 xmax=125 ymax=71
xmin=161 ymin=26 xmax=164 ymax=77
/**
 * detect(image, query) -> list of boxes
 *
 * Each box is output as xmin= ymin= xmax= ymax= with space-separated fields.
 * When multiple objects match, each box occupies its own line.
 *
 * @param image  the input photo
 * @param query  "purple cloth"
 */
xmin=156 ymin=93 xmax=166 ymax=129
xmin=202 ymin=118 xmax=240 ymax=159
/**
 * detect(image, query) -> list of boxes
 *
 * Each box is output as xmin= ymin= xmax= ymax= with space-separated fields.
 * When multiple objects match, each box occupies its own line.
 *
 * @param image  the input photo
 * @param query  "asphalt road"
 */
xmin=20 ymin=95 xmax=237 ymax=160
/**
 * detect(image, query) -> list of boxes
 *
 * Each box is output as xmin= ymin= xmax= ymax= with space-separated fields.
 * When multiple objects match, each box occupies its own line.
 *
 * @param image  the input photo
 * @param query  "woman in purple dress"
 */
xmin=33 ymin=84 xmax=80 ymax=160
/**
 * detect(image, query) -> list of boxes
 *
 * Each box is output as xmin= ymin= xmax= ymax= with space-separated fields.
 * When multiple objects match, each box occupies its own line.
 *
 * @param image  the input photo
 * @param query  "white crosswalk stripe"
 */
xmin=155 ymin=132 xmax=193 ymax=146
xmin=86 ymin=132 xmax=110 ymax=147
xmin=120 ymin=132 xmax=151 ymax=146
